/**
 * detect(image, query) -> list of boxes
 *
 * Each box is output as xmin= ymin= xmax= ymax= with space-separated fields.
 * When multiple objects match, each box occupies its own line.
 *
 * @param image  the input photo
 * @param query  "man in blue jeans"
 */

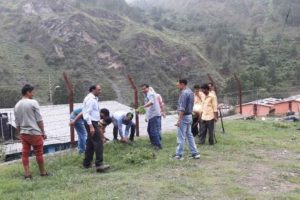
xmin=112 ymin=111 xmax=135 ymax=143
xmin=141 ymin=84 xmax=162 ymax=150
xmin=70 ymin=108 xmax=87 ymax=154
xmin=173 ymin=79 xmax=200 ymax=160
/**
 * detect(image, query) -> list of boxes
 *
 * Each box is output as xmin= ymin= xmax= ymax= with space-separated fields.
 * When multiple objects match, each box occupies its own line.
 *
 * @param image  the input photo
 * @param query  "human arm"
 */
xmin=176 ymin=93 xmax=187 ymax=126
xmin=70 ymin=112 xmax=83 ymax=126
xmin=143 ymin=93 xmax=155 ymax=108
xmin=158 ymin=95 xmax=166 ymax=118
xmin=84 ymin=99 xmax=95 ymax=135
xmin=33 ymin=101 xmax=47 ymax=139
xmin=212 ymin=96 xmax=218 ymax=121
xmin=124 ymin=121 xmax=132 ymax=137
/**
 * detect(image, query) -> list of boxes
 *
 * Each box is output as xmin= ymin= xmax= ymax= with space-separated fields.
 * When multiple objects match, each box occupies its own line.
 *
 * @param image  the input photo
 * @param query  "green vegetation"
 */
xmin=0 ymin=120 xmax=299 ymax=199
xmin=0 ymin=0 xmax=299 ymax=107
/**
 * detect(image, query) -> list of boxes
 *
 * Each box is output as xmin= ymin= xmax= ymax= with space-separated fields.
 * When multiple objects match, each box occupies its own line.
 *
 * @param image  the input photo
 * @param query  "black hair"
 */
xmin=89 ymin=85 xmax=97 ymax=92
xmin=141 ymin=84 xmax=149 ymax=88
xmin=193 ymin=84 xmax=200 ymax=89
xmin=103 ymin=116 xmax=112 ymax=126
xmin=179 ymin=79 xmax=188 ymax=85
xmin=21 ymin=84 xmax=34 ymax=96
xmin=201 ymin=83 xmax=209 ymax=90
xmin=100 ymin=108 xmax=110 ymax=117
xmin=126 ymin=112 xmax=134 ymax=120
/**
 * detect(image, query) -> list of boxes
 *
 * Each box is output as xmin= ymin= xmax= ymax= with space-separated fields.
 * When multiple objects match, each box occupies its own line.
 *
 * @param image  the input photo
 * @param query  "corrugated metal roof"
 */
xmin=1 ymin=101 xmax=178 ymax=155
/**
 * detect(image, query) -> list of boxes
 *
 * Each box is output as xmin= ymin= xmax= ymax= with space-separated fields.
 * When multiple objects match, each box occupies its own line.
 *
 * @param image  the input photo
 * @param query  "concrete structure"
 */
xmin=235 ymin=95 xmax=300 ymax=117
xmin=273 ymin=100 xmax=300 ymax=115
xmin=235 ymin=103 xmax=273 ymax=117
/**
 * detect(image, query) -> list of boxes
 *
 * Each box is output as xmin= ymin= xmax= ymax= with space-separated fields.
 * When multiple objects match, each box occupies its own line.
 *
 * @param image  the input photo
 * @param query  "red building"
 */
xmin=273 ymin=100 xmax=300 ymax=116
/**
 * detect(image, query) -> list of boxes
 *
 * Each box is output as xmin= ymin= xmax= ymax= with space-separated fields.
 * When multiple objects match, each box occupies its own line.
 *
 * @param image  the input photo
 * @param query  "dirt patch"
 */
xmin=239 ymin=163 xmax=299 ymax=194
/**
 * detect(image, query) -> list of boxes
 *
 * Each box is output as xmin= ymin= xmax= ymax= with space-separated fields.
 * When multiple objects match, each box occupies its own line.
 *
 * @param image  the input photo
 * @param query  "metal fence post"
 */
xmin=127 ymin=75 xmax=140 ymax=137
xmin=234 ymin=73 xmax=242 ymax=115
xmin=63 ymin=72 xmax=75 ymax=148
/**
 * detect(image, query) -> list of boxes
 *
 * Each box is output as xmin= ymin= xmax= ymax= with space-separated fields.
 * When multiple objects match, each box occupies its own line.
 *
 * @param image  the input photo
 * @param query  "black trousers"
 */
xmin=199 ymin=119 xmax=215 ymax=145
xmin=83 ymin=121 xmax=103 ymax=167
xmin=113 ymin=123 xmax=136 ymax=141
xmin=192 ymin=117 xmax=199 ymax=137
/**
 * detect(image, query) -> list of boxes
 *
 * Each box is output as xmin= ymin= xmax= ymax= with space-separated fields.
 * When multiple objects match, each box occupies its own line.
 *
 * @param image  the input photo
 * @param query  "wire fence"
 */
xmin=0 ymin=71 xmax=299 ymax=155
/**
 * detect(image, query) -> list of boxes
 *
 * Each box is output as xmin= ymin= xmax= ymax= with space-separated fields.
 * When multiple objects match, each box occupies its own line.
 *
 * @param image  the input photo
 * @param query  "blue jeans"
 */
xmin=70 ymin=114 xmax=87 ymax=154
xmin=147 ymin=116 xmax=162 ymax=148
xmin=75 ymin=120 xmax=87 ymax=153
xmin=158 ymin=116 xmax=162 ymax=140
xmin=176 ymin=115 xmax=199 ymax=156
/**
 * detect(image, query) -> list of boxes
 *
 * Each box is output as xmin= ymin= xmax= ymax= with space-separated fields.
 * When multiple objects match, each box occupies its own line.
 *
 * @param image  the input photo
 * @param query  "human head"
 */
xmin=103 ymin=116 xmax=112 ymax=126
xmin=125 ymin=112 xmax=134 ymax=122
xmin=100 ymin=108 xmax=110 ymax=119
xmin=21 ymin=84 xmax=34 ymax=99
xmin=177 ymin=79 xmax=188 ymax=90
xmin=141 ymin=84 xmax=149 ymax=94
xmin=89 ymin=84 xmax=101 ymax=96
xmin=193 ymin=84 xmax=200 ymax=94
xmin=201 ymin=83 xmax=210 ymax=95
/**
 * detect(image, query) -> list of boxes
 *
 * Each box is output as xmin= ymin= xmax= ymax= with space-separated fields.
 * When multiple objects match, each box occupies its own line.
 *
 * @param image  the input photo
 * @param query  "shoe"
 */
xmin=153 ymin=146 xmax=162 ymax=150
xmin=189 ymin=153 xmax=200 ymax=159
xmin=40 ymin=172 xmax=53 ymax=177
xmin=83 ymin=164 xmax=92 ymax=169
xmin=172 ymin=154 xmax=184 ymax=160
xmin=24 ymin=175 xmax=32 ymax=180
xmin=96 ymin=164 xmax=110 ymax=173
xmin=113 ymin=139 xmax=119 ymax=143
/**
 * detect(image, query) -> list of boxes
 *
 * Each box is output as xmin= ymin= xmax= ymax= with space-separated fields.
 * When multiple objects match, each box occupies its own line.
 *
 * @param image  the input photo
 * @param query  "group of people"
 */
xmin=13 ymin=79 xmax=218 ymax=179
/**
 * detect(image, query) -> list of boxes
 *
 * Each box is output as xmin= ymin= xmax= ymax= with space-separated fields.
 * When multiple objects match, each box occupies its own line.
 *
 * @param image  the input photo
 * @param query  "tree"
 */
xmin=0 ymin=89 xmax=20 ymax=108
xmin=257 ymin=48 xmax=268 ymax=67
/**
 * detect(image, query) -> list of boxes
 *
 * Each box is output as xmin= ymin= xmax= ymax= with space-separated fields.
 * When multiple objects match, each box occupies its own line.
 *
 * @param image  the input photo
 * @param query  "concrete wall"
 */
xmin=235 ymin=104 xmax=271 ymax=116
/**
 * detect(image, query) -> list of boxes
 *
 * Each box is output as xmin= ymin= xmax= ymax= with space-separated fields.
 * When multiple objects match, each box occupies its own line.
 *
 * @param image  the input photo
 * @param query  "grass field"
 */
xmin=0 ymin=120 xmax=299 ymax=200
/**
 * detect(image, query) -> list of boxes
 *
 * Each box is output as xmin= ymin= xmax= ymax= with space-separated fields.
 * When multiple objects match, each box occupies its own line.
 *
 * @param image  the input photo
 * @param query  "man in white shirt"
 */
xmin=82 ymin=85 xmax=110 ymax=172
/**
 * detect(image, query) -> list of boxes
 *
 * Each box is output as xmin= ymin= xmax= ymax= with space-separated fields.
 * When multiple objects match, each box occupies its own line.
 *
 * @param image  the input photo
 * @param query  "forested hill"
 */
xmin=0 ymin=0 xmax=299 ymax=107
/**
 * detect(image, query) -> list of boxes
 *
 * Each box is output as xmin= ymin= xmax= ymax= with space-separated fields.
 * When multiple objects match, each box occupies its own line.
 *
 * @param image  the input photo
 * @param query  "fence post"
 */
xmin=234 ymin=73 xmax=242 ymax=114
xmin=127 ymin=75 xmax=140 ymax=137
xmin=63 ymin=72 xmax=75 ymax=148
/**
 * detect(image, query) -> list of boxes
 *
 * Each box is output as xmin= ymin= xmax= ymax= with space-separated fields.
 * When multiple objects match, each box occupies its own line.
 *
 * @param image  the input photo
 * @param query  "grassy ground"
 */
xmin=0 ymin=120 xmax=299 ymax=200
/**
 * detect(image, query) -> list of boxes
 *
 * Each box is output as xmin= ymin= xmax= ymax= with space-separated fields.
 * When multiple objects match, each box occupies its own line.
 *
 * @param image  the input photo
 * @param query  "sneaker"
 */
xmin=172 ymin=154 xmax=184 ymax=160
xmin=96 ymin=164 xmax=110 ymax=173
xmin=189 ymin=153 xmax=200 ymax=159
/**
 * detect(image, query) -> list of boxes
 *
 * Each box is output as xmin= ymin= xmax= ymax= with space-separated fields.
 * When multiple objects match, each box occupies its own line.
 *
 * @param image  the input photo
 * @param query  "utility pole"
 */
xmin=234 ymin=73 xmax=242 ymax=114
xmin=48 ymin=73 xmax=52 ymax=104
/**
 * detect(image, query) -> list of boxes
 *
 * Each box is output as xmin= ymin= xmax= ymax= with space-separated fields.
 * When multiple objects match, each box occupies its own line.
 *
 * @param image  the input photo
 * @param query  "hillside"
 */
xmin=0 ymin=0 xmax=221 ymax=107
xmin=0 ymin=0 xmax=299 ymax=108
xmin=130 ymin=0 xmax=300 ymax=96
